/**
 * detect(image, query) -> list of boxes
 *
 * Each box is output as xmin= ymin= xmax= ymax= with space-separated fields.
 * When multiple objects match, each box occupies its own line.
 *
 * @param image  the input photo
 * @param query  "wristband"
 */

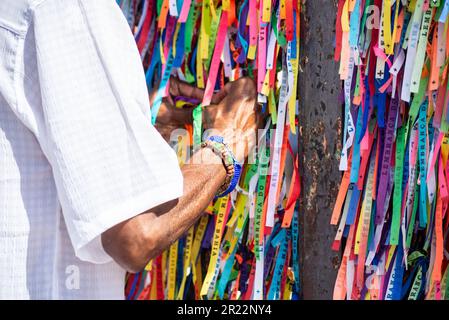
xmin=201 ymin=135 xmax=242 ymax=199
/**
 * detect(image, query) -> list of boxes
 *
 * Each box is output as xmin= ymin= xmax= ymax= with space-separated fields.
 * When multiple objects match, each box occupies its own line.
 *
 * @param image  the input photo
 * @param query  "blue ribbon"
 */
xmin=418 ymin=100 xmax=428 ymax=228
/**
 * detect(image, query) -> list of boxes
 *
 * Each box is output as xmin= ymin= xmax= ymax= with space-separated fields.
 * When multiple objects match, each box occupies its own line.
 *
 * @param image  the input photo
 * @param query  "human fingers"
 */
xmin=156 ymin=99 xmax=193 ymax=126
xmin=169 ymin=77 xmax=205 ymax=101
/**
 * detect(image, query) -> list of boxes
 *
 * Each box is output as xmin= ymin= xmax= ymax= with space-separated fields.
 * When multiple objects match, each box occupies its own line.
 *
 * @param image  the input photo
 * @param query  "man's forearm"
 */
xmin=146 ymin=147 xmax=227 ymax=257
xmin=101 ymin=147 xmax=227 ymax=273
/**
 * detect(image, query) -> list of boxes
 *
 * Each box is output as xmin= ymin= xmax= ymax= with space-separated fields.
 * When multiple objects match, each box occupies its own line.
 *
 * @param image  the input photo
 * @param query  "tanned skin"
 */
xmin=101 ymin=77 xmax=261 ymax=273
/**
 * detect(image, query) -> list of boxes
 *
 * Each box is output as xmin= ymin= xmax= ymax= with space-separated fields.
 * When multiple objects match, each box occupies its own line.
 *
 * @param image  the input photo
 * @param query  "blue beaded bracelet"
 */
xmin=206 ymin=136 xmax=242 ymax=199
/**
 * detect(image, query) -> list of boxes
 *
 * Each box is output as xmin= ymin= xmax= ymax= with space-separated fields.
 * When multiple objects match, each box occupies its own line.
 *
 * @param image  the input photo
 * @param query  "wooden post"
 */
xmin=297 ymin=0 xmax=342 ymax=300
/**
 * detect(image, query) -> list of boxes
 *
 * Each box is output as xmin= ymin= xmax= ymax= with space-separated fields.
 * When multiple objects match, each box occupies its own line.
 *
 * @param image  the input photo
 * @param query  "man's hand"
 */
xmin=151 ymin=77 xmax=263 ymax=162
xmin=202 ymin=78 xmax=262 ymax=162
xmin=149 ymin=78 xmax=199 ymax=141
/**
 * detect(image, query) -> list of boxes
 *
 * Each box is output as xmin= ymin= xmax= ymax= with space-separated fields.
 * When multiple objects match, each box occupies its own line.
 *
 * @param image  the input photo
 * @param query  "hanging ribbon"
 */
xmin=333 ymin=0 xmax=449 ymax=300
xmin=118 ymin=0 xmax=301 ymax=300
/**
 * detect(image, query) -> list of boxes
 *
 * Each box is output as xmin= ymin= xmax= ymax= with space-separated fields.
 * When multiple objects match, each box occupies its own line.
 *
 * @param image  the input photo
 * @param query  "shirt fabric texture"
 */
xmin=0 ymin=0 xmax=183 ymax=299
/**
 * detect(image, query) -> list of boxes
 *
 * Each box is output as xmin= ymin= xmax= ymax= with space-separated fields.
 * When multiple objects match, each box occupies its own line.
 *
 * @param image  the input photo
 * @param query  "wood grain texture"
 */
xmin=298 ymin=0 xmax=342 ymax=300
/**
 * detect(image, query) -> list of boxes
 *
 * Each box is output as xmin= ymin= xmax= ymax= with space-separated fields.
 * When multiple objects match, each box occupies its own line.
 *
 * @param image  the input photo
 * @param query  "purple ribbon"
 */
xmin=375 ymin=97 xmax=398 ymax=224
xmin=174 ymin=96 xmax=201 ymax=105
xmin=201 ymin=216 xmax=215 ymax=249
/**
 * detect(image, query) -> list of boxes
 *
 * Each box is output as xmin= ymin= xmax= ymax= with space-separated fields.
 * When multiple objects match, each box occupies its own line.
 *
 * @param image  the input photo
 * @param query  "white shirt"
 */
xmin=0 ymin=0 xmax=183 ymax=299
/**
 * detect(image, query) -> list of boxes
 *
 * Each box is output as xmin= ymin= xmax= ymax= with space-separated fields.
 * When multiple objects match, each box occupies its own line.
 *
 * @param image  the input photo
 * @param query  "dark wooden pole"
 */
xmin=297 ymin=0 xmax=342 ymax=300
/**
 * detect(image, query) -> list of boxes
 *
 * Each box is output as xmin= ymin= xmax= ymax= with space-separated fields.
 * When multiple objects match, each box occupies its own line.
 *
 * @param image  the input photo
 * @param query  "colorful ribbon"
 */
xmin=118 ymin=0 xmax=301 ymax=300
xmin=333 ymin=0 xmax=449 ymax=300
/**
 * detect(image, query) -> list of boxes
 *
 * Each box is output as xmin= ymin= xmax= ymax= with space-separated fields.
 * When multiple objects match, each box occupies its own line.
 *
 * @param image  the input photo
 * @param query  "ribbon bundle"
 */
xmin=333 ymin=0 xmax=449 ymax=300
xmin=117 ymin=0 xmax=301 ymax=300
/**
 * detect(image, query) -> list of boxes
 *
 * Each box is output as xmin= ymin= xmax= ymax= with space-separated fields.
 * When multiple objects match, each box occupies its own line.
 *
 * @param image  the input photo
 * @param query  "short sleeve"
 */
xmin=28 ymin=0 xmax=183 ymax=263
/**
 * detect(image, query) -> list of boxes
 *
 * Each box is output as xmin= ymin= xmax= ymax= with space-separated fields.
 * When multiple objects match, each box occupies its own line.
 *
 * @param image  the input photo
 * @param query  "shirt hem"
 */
xmin=74 ymin=178 xmax=184 ymax=264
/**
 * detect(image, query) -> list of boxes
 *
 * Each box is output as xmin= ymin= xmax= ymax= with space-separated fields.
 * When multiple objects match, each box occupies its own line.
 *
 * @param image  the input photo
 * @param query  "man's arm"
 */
xmin=102 ymin=77 xmax=259 ymax=273
xmin=101 ymin=147 xmax=226 ymax=273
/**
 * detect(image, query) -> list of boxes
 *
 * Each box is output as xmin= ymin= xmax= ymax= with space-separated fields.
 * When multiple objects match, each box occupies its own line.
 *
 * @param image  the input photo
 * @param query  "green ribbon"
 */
xmin=271 ymin=9 xmax=287 ymax=47
xmin=406 ymin=183 xmax=419 ymax=249
xmin=243 ymin=163 xmax=259 ymax=191
xmin=431 ymin=0 xmax=441 ymax=9
xmin=184 ymin=2 xmax=200 ymax=55
xmin=409 ymin=76 xmax=429 ymax=122
xmin=255 ymin=145 xmax=270 ymax=260
xmin=408 ymin=265 xmax=423 ymax=300
xmin=205 ymin=8 xmax=223 ymax=70
xmin=193 ymin=104 xmax=203 ymax=147
xmin=391 ymin=125 xmax=406 ymax=245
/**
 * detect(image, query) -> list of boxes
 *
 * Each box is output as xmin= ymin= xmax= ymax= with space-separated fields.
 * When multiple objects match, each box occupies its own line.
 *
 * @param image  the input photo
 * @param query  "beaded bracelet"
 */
xmin=201 ymin=136 xmax=242 ymax=198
